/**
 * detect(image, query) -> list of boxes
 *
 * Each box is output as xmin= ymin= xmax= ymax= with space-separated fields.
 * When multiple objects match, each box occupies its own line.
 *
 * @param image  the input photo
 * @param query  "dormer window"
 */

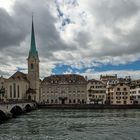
xmin=31 ymin=63 xmax=34 ymax=69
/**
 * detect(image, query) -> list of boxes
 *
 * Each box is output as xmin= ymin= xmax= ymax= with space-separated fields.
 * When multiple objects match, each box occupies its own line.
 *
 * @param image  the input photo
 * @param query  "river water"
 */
xmin=0 ymin=109 xmax=140 ymax=140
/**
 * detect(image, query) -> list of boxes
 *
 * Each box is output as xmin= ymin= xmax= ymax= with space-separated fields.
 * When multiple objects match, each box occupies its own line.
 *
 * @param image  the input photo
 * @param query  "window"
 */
xmin=73 ymin=99 xmax=75 ymax=103
xmin=13 ymin=83 xmax=16 ymax=98
xmin=69 ymin=99 xmax=71 ymax=103
xmin=124 ymin=88 xmax=126 ymax=91
xmin=55 ymin=99 xmax=57 ymax=103
xmin=120 ymin=83 xmax=123 ymax=86
xmin=31 ymin=63 xmax=34 ymax=69
xmin=82 ymin=99 xmax=85 ymax=104
xmin=17 ymin=85 xmax=20 ymax=98
xmin=117 ymin=88 xmax=120 ymax=91
xmin=116 ymin=101 xmax=121 ymax=104
xmin=51 ymin=100 xmax=53 ymax=103
xmin=78 ymin=99 xmax=80 ymax=103
xmin=10 ymin=85 xmax=12 ymax=98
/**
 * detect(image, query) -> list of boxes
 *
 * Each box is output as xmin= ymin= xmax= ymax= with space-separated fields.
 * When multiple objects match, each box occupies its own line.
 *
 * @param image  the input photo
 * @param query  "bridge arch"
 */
xmin=24 ymin=104 xmax=32 ymax=112
xmin=10 ymin=106 xmax=23 ymax=117
xmin=0 ymin=110 xmax=7 ymax=123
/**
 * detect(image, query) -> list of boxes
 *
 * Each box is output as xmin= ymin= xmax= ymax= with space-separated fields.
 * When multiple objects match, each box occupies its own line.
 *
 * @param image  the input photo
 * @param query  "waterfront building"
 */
xmin=130 ymin=84 xmax=140 ymax=104
xmin=0 ymin=17 xmax=139 ymax=105
xmin=41 ymin=74 xmax=87 ymax=104
xmin=87 ymin=79 xmax=106 ymax=104
xmin=106 ymin=83 xmax=132 ymax=105
xmin=6 ymin=72 xmax=29 ymax=101
xmin=0 ymin=76 xmax=7 ymax=102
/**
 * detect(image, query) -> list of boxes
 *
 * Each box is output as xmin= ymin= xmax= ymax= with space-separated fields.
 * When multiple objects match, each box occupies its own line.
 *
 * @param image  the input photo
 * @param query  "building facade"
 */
xmin=87 ymin=79 xmax=106 ymax=104
xmin=6 ymin=72 xmax=29 ymax=101
xmin=106 ymin=83 xmax=132 ymax=105
xmin=41 ymin=74 xmax=87 ymax=104
xmin=130 ymin=80 xmax=140 ymax=104
xmin=1 ymin=18 xmax=139 ymax=105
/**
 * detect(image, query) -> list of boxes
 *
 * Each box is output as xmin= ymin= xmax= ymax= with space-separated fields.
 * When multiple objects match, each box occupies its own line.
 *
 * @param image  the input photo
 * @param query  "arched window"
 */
xmin=55 ymin=99 xmax=58 ymax=103
xmin=78 ymin=99 xmax=80 ymax=103
xmin=82 ymin=99 xmax=85 ymax=104
xmin=31 ymin=63 xmax=34 ymax=69
xmin=10 ymin=85 xmax=12 ymax=98
xmin=47 ymin=99 xmax=49 ymax=103
xmin=13 ymin=83 xmax=16 ymax=98
xmin=69 ymin=99 xmax=71 ymax=103
xmin=17 ymin=85 xmax=20 ymax=98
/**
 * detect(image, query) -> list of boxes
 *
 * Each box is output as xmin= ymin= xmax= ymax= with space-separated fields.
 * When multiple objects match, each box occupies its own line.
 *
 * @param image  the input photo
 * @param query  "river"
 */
xmin=0 ymin=109 xmax=140 ymax=140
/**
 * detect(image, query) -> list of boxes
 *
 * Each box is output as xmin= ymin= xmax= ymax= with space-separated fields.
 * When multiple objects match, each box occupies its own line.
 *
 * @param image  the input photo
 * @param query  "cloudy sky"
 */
xmin=0 ymin=0 xmax=140 ymax=79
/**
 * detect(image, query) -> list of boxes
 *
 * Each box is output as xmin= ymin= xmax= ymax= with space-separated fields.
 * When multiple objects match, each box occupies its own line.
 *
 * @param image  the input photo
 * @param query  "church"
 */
xmin=0 ymin=18 xmax=88 ymax=104
xmin=0 ymin=18 xmax=40 ymax=102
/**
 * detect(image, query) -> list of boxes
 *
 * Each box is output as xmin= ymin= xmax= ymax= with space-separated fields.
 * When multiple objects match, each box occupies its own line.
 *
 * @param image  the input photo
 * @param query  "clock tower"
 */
xmin=27 ymin=17 xmax=40 ymax=102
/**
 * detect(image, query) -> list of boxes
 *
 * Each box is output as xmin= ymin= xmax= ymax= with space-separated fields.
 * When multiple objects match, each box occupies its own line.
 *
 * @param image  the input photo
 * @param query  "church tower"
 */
xmin=27 ymin=17 xmax=40 ymax=102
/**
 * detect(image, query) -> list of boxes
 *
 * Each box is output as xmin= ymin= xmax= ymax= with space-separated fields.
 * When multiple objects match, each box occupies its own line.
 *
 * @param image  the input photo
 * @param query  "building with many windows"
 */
xmin=106 ymin=83 xmax=132 ymax=105
xmin=41 ymin=74 xmax=87 ymax=104
xmin=1 ymin=17 xmax=140 ymax=105
xmin=87 ymin=79 xmax=106 ymax=104
xmin=130 ymin=79 xmax=140 ymax=104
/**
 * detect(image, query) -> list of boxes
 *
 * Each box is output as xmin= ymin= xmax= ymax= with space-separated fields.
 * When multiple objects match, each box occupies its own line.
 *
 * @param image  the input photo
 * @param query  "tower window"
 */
xmin=31 ymin=63 xmax=34 ymax=69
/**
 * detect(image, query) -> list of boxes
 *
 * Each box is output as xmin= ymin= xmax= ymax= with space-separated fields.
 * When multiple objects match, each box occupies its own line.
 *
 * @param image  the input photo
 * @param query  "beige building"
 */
xmin=87 ymin=79 xmax=106 ymax=104
xmin=41 ymin=74 xmax=87 ymax=104
xmin=6 ymin=72 xmax=29 ymax=101
xmin=106 ymin=83 xmax=132 ymax=105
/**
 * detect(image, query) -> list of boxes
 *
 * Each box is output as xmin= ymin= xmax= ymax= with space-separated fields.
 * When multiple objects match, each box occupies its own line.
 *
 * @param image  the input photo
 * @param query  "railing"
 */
xmin=0 ymin=99 xmax=36 ymax=105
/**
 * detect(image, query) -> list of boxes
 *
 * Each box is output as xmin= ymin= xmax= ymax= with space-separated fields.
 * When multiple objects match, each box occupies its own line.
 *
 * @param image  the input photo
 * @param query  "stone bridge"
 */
xmin=0 ymin=101 xmax=37 ymax=123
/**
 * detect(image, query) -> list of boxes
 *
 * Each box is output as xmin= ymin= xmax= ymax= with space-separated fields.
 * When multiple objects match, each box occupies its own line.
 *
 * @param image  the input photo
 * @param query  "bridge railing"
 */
xmin=0 ymin=99 xmax=36 ymax=105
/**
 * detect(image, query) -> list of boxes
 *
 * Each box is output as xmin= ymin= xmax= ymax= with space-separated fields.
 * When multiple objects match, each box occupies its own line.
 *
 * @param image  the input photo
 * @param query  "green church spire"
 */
xmin=29 ymin=16 xmax=38 ymax=59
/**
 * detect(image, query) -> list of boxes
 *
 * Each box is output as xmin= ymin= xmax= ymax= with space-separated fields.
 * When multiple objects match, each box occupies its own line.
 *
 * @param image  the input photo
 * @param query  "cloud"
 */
xmin=0 ymin=0 xmax=140 ymax=79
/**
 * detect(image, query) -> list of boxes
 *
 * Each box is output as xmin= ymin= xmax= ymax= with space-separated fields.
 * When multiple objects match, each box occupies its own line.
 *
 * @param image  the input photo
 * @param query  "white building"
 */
xmin=130 ymin=86 xmax=140 ymax=104
xmin=87 ymin=79 xmax=106 ymax=104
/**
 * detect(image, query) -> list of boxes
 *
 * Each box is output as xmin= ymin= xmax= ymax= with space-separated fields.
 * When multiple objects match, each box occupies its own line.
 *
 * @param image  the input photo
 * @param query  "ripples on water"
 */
xmin=0 ymin=109 xmax=140 ymax=140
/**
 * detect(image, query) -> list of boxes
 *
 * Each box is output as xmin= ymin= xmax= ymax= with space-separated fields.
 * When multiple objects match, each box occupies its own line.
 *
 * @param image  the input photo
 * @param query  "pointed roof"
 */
xmin=8 ymin=71 xmax=29 ymax=82
xmin=28 ymin=16 xmax=38 ymax=59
